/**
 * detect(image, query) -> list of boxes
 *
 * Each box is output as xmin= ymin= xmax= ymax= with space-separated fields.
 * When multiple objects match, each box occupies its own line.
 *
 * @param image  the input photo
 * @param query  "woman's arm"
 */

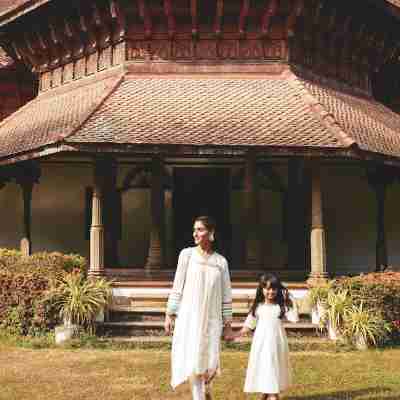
xmin=164 ymin=248 xmax=190 ymax=334
xmin=221 ymin=260 xmax=233 ymax=340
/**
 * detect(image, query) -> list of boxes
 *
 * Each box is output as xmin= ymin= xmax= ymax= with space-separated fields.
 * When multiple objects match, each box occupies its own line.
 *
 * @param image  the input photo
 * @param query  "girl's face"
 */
xmin=263 ymin=282 xmax=278 ymax=303
xmin=193 ymin=221 xmax=212 ymax=247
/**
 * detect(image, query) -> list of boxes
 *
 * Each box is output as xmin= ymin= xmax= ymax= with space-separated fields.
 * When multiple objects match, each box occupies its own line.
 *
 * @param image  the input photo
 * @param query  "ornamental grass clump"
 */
xmin=47 ymin=272 xmax=112 ymax=331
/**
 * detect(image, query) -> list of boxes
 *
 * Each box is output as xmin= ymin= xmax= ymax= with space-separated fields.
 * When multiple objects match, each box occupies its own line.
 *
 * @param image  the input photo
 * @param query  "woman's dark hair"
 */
xmin=250 ymin=273 xmax=292 ymax=319
xmin=194 ymin=216 xmax=217 ymax=233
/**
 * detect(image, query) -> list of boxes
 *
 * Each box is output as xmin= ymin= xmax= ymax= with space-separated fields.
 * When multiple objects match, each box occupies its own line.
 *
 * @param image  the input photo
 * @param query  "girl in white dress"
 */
xmin=164 ymin=216 xmax=233 ymax=400
xmin=237 ymin=273 xmax=294 ymax=400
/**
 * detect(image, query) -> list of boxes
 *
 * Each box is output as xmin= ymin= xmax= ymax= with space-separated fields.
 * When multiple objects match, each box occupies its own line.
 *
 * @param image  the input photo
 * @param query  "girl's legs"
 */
xmin=191 ymin=377 xmax=206 ymax=400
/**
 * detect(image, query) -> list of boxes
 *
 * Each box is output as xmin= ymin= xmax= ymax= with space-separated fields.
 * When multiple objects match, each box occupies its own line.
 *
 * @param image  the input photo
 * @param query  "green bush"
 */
xmin=0 ymin=248 xmax=87 ymax=336
xmin=332 ymin=272 xmax=400 ymax=345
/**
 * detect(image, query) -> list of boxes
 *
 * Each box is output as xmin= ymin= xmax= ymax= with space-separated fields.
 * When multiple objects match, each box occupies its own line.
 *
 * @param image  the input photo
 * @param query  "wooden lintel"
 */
xmin=238 ymin=0 xmax=250 ymax=36
xmin=191 ymin=0 xmax=198 ymax=36
xmin=286 ymin=0 xmax=304 ymax=37
xmin=164 ymin=0 xmax=176 ymax=38
xmin=261 ymin=0 xmax=279 ymax=37
xmin=138 ymin=0 xmax=152 ymax=38
xmin=214 ymin=0 xmax=224 ymax=36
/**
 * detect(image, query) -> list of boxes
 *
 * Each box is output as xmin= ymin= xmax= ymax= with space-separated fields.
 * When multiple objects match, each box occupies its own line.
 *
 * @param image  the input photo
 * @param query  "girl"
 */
xmin=238 ymin=273 xmax=295 ymax=400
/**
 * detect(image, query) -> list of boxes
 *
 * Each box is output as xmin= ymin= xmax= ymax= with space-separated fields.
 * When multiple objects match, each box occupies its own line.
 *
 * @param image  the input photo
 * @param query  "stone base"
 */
xmin=307 ymin=274 xmax=329 ymax=287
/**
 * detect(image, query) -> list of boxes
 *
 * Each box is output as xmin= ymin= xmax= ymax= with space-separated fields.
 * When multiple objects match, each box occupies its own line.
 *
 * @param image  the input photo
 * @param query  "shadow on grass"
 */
xmin=287 ymin=386 xmax=396 ymax=399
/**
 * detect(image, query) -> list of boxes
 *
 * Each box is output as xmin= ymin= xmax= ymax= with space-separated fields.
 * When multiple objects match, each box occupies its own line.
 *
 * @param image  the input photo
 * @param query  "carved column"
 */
xmin=146 ymin=156 xmax=165 ymax=270
xmin=367 ymin=166 xmax=394 ymax=272
xmin=244 ymin=151 xmax=260 ymax=269
xmin=103 ymin=157 xmax=120 ymax=267
xmin=15 ymin=162 xmax=40 ymax=257
xmin=308 ymin=161 xmax=328 ymax=284
xmin=89 ymin=159 xmax=105 ymax=277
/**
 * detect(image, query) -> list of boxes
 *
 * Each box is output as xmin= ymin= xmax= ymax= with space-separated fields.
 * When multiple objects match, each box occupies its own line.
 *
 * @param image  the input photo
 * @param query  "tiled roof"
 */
xmin=1 ymin=69 xmax=400 ymax=163
xmin=70 ymin=75 xmax=343 ymax=148
xmin=0 ymin=0 xmax=29 ymax=15
xmin=300 ymin=75 xmax=400 ymax=158
xmin=0 ymin=74 xmax=122 ymax=158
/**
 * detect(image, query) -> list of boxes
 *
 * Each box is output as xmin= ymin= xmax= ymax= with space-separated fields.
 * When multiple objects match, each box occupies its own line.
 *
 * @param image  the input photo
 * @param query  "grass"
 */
xmin=0 ymin=338 xmax=399 ymax=400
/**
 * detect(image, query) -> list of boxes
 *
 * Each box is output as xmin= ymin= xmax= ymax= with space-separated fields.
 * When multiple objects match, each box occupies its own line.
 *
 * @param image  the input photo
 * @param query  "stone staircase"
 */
xmin=101 ymin=281 xmax=319 ymax=337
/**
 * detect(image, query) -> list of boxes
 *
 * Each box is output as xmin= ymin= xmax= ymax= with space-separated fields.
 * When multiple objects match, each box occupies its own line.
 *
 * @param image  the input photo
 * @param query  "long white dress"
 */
xmin=244 ymin=303 xmax=292 ymax=394
xmin=166 ymin=247 xmax=232 ymax=389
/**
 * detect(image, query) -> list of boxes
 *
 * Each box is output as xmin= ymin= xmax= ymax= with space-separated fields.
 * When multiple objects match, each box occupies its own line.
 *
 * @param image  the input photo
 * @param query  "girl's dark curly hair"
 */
xmin=250 ymin=273 xmax=292 ymax=319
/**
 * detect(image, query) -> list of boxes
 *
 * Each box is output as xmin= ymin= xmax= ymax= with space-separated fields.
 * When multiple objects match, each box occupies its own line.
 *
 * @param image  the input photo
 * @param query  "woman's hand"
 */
xmin=223 ymin=324 xmax=235 ymax=341
xmin=164 ymin=314 xmax=175 ymax=335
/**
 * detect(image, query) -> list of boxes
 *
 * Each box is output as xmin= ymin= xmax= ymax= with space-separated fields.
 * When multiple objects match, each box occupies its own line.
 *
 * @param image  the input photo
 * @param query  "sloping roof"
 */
xmin=0 ymin=73 xmax=122 ymax=159
xmin=0 ymin=68 xmax=400 ymax=164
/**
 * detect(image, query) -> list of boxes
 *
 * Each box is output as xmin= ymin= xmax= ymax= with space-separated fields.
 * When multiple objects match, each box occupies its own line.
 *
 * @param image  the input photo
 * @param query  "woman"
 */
xmin=164 ymin=216 xmax=233 ymax=400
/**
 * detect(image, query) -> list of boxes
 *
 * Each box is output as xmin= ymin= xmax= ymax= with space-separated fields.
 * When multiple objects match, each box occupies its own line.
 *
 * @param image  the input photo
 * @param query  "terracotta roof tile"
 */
xmin=1 ymin=69 xmax=400 ymax=162
xmin=298 ymin=74 xmax=400 ymax=158
xmin=0 ymin=0 xmax=29 ymax=15
xmin=69 ymin=75 xmax=342 ymax=148
xmin=0 ymin=74 xmax=122 ymax=158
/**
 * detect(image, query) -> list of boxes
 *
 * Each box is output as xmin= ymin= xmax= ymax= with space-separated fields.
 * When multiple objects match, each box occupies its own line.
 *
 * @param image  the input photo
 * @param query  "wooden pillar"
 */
xmin=20 ymin=181 xmax=33 ymax=256
xmin=145 ymin=156 xmax=165 ymax=270
xmin=103 ymin=157 xmax=120 ymax=267
xmin=308 ymin=161 xmax=328 ymax=284
xmin=244 ymin=151 xmax=260 ymax=269
xmin=15 ymin=162 xmax=40 ymax=257
xmin=89 ymin=159 xmax=105 ymax=277
xmin=367 ymin=166 xmax=393 ymax=272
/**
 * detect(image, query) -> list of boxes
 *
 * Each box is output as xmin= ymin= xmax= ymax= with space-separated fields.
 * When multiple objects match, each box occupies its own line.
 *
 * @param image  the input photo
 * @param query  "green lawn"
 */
xmin=0 ymin=343 xmax=399 ymax=400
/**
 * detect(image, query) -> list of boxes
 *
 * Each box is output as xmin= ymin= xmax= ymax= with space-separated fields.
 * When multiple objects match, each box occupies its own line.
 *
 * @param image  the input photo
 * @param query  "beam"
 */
xmin=191 ymin=0 xmax=198 ymax=36
xmin=164 ymin=0 xmax=175 ymax=39
xmin=238 ymin=0 xmax=250 ymax=37
xmin=261 ymin=0 xmax=279 ymax=37
xmin=286 ymin=0 xmax=303 ymax=37
xmin=214 ymin=0 xmax=223 ymax=36
xmin=138 ymin=0 xmax=152 ymax=38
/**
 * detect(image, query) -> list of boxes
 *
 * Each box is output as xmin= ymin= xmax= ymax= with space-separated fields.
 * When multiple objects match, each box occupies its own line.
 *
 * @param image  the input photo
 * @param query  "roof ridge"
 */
xmin=62 ymin=73 xmax=125 ymax=143
xmin=286 ymin=70 xmax=356 ymax=149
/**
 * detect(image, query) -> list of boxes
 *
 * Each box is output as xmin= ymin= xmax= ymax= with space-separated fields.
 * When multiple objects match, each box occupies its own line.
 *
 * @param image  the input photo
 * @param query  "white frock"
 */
xmin=244 ymin=303 xmax=292 ymax=394
xmin=166 ymin=247 xmax=232 ymax=389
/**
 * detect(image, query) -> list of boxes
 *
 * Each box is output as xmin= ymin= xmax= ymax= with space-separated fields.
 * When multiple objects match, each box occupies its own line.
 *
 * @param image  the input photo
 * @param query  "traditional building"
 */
xmin=1 ymin=0 xmax=400 ymax=289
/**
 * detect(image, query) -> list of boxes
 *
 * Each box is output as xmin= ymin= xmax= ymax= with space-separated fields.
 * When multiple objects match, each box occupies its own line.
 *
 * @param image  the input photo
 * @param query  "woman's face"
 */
xmin=193 ymin=220 xmax=211 ymax=246
xmin=263 ymin=282 xmax=278 ymax=302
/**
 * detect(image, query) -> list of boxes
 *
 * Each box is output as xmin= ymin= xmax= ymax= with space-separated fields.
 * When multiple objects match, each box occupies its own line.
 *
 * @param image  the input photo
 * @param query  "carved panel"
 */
xmin=52 ymin=67 xmax=62 ymax=88
xmin=63 ymin=62 xmax=74 ymax=84
xmin=172 ymin=40 xmax=194 ymax=59
xmin=150 ymin=40 xmax=171 ymax=60
xmin=239 ymin=40 xmax=264 ymax=59
xmin=112 ymin=42 xmax=126 ymax=65
xmin=218 ymin=40 xmax=238 ymax=59
xmin=86 ymin=52 xmax=98 ymax=75
xmin=127 ymin=41 xmax=149 ymax=60
xmin=264 ymin=40 xmax=283 ymax=59
xmin=98 ymin=47 xmax=112 ymax=70
xmin=196 ymin=40 xmax=218 ymax=59
xmin=74 ymin=58 xmax=86 ymax=79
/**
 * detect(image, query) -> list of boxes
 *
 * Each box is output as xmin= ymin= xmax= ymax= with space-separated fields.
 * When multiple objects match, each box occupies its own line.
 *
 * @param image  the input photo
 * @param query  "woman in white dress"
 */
xmin=238 ymin=273 xmax=295 ymax=400
xmin=164 ymin=216 xmax=233 ymax=400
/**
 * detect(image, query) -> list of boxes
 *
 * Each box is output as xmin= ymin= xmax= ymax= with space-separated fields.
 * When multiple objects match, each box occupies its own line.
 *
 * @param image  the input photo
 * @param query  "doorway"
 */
xmin=173 ymin=167 xmax=231 ymax=261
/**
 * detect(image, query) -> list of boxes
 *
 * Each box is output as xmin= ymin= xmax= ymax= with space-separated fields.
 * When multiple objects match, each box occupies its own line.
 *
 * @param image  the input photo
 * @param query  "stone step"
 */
xmin=101 ymin=320 xmax=319 ymax=337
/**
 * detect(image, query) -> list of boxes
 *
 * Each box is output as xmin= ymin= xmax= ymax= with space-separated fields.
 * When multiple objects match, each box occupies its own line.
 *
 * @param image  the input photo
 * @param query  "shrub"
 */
xmin=331 ymin=272 xmax=400 ymax=345
xmin=0 ymin=248 xmax=88 ymax=336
